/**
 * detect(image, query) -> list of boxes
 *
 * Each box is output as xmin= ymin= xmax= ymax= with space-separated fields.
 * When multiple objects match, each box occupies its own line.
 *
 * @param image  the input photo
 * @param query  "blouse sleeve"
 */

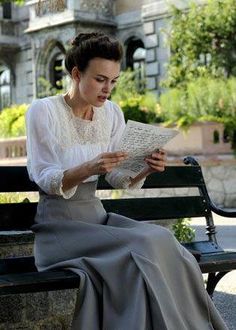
xmin=105 ymin=102 xmax=145 ymax=189
xmin=26 ymin=99 xmax=76 ymax=199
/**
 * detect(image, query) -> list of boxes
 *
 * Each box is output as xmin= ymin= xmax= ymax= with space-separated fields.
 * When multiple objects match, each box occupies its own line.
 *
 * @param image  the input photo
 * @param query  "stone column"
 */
xmin=141 ymin=1 xmax=172 ymax=93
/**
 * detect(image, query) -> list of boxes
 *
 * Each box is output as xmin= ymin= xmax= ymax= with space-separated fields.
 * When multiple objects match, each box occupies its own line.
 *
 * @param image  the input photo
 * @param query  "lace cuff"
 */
xmin=105 ymin=170 xmax=145 ymax=189
xmin=50 ymin=170 xmax=77 ymax=199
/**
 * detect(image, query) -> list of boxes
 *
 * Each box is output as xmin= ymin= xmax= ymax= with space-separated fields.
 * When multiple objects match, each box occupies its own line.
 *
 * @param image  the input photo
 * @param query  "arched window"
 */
xmin=0 ymin=66 xmax=11 ymax=110
xmin=50 ymin=53 xmax=64 ymax=90
xmin=125 ymin=37 xmax=146 ymax=92
xmin=126 ymin=37 xmax=145 ymax=70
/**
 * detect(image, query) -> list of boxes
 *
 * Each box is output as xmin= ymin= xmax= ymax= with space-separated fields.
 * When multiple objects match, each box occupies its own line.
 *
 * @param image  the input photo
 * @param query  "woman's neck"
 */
xmin=64 ymin=91 xmax=93 ymax=120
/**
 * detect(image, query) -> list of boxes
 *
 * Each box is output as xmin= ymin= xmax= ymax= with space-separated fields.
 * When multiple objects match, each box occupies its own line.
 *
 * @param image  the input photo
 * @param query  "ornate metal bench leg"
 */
xmin=206 ymin=271 xmax=229 ymax=297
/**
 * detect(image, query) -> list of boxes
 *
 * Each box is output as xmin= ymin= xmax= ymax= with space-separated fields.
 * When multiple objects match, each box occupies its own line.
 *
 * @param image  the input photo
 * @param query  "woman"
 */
xmin=26 ymin=32 xmax=227 ymax=330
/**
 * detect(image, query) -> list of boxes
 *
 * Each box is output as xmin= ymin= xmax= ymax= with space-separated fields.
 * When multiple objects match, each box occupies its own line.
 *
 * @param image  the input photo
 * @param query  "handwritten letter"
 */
xmin=116 ymin=120 xmax=179 ymax=177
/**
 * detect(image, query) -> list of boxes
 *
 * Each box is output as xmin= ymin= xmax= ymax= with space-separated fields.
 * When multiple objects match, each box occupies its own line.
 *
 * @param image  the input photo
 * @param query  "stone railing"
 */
xmin=0 ymin=136 xmax=26 ymax=159
xmin=80 ymin=0 xmax=114 ymax=16
xmin=34 ymin=0 xmax=67 ymax=16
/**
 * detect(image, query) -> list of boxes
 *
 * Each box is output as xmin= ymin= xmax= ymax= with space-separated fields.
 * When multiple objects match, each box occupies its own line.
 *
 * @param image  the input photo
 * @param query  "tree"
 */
xmin=163 ymin=0 xmax=236 ymax=88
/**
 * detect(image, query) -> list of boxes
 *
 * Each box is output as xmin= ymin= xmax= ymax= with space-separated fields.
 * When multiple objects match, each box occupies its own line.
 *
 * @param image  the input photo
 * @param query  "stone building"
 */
xmin=0 ymin=0 xmax=201 ymax=110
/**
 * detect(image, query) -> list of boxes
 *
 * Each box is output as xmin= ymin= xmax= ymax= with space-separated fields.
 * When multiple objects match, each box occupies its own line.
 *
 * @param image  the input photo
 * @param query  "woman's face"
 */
xmin=76 ymin=57 xmax=120 ymax=107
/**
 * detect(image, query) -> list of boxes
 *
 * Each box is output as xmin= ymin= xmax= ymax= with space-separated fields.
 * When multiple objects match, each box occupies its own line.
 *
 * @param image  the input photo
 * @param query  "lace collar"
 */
xmin=57 ymin=95 xmax=112 ymax=147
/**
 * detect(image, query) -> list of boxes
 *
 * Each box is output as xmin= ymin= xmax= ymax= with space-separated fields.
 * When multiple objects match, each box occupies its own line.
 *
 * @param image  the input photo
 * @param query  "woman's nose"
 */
xmin=102 ymin=82 xmax=112 ymax=93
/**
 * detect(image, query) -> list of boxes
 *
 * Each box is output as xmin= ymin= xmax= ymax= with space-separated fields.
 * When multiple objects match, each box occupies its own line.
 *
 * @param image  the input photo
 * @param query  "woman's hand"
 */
xmin=144 ymin=149 xmax=167 ymax=174
xmin=129 ymin=149 xmax=167 ymax=188
xmin=87 ymin=151 xmax=128 ymax=176
xmin=62 ymin=151 xmax=128 ymax=192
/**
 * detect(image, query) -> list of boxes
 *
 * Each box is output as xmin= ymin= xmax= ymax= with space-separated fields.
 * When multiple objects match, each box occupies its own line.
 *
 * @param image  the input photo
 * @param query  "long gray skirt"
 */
xmin=32 ymin=181 xmax=228 ymax=330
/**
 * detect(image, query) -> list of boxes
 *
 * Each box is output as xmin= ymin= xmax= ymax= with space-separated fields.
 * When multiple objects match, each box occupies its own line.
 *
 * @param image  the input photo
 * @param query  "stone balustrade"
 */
xmin=0 ymin=136 xmax=27 ymax=159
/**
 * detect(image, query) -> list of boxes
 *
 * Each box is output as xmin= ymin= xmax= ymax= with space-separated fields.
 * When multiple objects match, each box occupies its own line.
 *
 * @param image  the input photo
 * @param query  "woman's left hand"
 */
xmin=129 ymin=149 xmax=167 ymax=187
xmin=144 ymin=149 xmax=167 ymax=174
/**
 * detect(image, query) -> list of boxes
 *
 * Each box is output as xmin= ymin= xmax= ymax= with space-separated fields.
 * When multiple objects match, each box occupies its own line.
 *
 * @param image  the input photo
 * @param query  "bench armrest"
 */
xmin=184 ymin=156 xmax=236 ymax=219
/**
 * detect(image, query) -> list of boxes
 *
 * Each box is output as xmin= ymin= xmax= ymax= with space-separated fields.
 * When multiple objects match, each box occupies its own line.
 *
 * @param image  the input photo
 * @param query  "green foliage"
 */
xmin=172 ymin=218 xmax=195 ymax=243
xmin=159 ymin=76 xmax=236 ymax=148
xmin=0 ymin=193 xmax=32 ymax=203
xmin=111 ymin=190 xmax=123 ymax=199
xmin=38 ymin=77 xmax=58 ymax=98
xmin=111 ymin=70 xmax=161 ymax=123
xmin=37 ymin=76 xmax=67 ymax=98
xmin=0 ymin=0 xmax=25 ymax=4
xmin=0 ymin=104 xmax=28 ymax=138
xmin=163 ymin=0 xmax=236 ymax=88
xmin=112 ymin=69 xmax=140 ymax=102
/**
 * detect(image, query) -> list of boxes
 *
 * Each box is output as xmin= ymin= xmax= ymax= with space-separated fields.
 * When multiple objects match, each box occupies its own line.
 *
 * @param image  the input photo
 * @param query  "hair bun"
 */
xmin=71 ymin=33 xmax=105 ymax=46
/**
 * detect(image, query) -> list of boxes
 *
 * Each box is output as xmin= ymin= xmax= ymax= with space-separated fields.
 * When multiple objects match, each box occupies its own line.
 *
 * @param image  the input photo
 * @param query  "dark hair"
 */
xmin=65 ymin=32 xmax=123 ymax=75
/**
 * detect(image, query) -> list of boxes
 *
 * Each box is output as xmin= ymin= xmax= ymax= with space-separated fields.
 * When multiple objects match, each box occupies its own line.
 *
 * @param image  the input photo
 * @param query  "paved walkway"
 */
xmin=192 ymin=212 xmax=236 ymax=329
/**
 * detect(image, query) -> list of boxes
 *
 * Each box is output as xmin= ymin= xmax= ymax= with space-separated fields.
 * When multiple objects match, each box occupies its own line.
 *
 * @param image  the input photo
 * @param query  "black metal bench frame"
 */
xmin=0 ymin=156 xmax=236 ymax=297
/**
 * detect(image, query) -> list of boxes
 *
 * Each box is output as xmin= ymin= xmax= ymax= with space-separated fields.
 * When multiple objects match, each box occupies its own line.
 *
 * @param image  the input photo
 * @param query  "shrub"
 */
xmin=159 ymin=76 xmax=236 ymax=148
xmin=0 ymin=104 xmax=28 ymax=138
xmin=172 ymin=218 xmax=195 ymax=243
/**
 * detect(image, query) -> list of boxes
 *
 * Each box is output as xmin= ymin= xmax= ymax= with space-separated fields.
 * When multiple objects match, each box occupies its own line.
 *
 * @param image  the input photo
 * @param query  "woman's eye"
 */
xmin=96 ymin=78 xmax=105 ymax=82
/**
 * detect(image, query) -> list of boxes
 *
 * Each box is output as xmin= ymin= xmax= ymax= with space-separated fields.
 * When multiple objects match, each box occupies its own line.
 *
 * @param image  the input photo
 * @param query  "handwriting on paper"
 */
xmin=116 ymin=120 xmax=179 ymax=177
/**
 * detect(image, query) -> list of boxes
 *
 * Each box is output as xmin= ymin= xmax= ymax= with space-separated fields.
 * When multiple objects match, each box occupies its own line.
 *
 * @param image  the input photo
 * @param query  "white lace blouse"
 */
xmin=26 ymin=94 xmax=145 ymax=199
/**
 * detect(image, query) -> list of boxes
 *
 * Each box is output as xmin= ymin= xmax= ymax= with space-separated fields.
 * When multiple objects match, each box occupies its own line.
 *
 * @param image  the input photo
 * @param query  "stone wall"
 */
xmin=202 ymin=162 xmax=236 ymax=208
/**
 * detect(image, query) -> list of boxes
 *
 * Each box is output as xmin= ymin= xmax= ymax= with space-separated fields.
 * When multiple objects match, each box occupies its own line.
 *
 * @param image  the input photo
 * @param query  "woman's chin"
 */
xmin=94 ymin=99 xmax=106 ymax=107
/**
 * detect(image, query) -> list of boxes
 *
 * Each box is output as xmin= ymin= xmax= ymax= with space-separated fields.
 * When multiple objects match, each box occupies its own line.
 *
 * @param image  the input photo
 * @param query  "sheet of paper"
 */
xmin=116 ymin=120 xmax=179 ymax=177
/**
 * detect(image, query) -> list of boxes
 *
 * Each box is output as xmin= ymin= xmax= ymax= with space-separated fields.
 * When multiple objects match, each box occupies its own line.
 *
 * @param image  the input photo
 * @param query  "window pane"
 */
xmin=0 ymin=68 xmax=11 ymax=110
xmin=0 ymin=69 xmax=10 ymax=84
xmin=0 ymin=86 xmax=10 ymax=108
xmin=3 ymin=2 xmax=12 ymax=20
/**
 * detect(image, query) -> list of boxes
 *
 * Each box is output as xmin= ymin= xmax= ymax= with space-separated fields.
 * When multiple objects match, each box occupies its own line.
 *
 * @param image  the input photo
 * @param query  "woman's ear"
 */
xmin=71 ymin=66 xmax=80 ymax=82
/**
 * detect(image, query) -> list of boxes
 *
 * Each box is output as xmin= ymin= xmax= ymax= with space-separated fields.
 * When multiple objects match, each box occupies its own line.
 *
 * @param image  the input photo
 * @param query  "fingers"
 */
xmin=99 ymin=152 xmax=128 ymax=164
xmin=145 ymin=149 xmax=167 ymax=173
xmin=100 ymin=151 xmax=128 ymax=160
xmin=95 ymin=151 xmax=128 ymax=174
xmin=99 ymin=152 xmax=128 ymax=166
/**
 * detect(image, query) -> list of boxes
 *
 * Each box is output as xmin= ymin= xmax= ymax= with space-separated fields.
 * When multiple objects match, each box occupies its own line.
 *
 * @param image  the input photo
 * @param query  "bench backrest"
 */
xmin=0 ymin=161 xmax=213 ymax=231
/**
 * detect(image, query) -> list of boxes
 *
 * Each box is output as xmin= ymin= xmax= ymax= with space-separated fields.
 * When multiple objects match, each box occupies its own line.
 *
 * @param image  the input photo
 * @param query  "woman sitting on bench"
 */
xmin=26 ymin=32 xmax=228 ymax=330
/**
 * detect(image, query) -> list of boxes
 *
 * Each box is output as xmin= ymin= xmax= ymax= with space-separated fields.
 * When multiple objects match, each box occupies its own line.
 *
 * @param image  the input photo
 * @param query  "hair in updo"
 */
xmin=65 ymin=32 xmax=123 ymax=75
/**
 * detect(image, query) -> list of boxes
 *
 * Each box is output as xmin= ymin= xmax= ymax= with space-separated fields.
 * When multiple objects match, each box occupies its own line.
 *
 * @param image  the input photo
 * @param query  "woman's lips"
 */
xmin=98 ymin=96 xmax=107 ymax=102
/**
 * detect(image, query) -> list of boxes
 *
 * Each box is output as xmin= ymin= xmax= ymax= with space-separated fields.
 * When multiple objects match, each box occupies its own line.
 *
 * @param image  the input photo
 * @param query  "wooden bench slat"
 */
xmin=0 ymin=166 xmax=38 ymax=192
xmin=0 ymin=165 xmax=204 ymax=192
xmin=0 ymin=196 xmax=210 ymax=230
xmin=182 ymin=241 xmax=224 ymax=254
xmin=102 ymin=196 xmax=210 ymax=220
xmin=0 ymin=202 xmax=37 ymax=230
xmin=0 ymin=270 xmax=80 ymax=295
xmin=0 ymin=256 xmax=36 ymax=274
xmin=199 ymin=251 xmax=236 ymax=273
xmin=143 ymin=166 xmax=205 ymax=189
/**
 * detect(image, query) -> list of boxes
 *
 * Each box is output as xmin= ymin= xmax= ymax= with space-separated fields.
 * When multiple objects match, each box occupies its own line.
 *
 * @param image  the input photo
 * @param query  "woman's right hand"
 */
xmin=87 ymin=151 xmax=128 ymax=176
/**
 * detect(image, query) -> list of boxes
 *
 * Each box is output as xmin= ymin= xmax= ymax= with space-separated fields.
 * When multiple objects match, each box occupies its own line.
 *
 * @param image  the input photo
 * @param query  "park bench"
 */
xmin=0 ymin=156 xmax=236 ymax=299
